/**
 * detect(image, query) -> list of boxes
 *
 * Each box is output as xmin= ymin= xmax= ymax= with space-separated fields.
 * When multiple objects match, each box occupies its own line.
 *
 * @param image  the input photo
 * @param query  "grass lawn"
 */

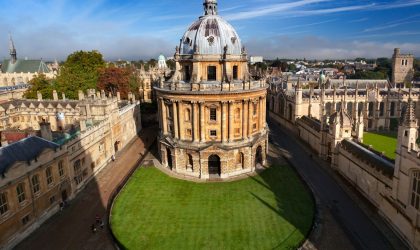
xmin=110 ymin=165 xmax=315 ymax=250
xmin=363 ymin=132 xmax=398 ymax=160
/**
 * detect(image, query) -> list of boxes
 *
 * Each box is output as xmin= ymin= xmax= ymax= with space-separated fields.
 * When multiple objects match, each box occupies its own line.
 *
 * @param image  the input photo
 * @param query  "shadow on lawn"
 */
xmin=248 ymin=156 xmax=315 ymax=249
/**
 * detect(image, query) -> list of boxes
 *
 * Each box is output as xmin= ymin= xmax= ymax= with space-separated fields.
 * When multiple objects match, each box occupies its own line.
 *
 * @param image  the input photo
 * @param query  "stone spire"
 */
xmin=204 ymin=0 xmax=218 ymax=15
xmin=403 ymin=88 xmax=417 ymax=127
xmin=9 ymin=33 xmax=17 ymax=64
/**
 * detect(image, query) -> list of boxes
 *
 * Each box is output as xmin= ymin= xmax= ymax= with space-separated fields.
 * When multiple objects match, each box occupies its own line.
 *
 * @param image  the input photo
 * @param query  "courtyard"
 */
xmin=110 ymin=165 xmax=315 ymax=250
xmin=363 ymin=132 xmax=398 ymax=160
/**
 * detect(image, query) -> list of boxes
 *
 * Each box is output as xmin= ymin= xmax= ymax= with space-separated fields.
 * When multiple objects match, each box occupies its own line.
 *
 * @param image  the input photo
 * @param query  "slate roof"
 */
xmin=341 ymin=139 xmax=394 ymax=177
xmin=0 ymin=136 xmax=60 ymax=176
xmin=1 ymin=59 xmax=50 ymax=74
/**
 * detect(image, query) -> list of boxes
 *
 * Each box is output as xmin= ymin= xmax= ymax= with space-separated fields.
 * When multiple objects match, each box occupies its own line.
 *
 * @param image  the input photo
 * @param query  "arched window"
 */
xmin=16 ymin=183 xmax=26 ymax=203
xmin=209 ymin=108 xmax=217 ymax=121
xmin=347 ymin=102 xmax=353 ymax=115
xmin=185 ymin=65 xmax=191 ymax=82
xmin=379 ymin=102 xmax=385 ymax=117
xmin=207 ymin=66 xmax=217 ymax=81
xmin=368 ymin=102 xmax=374 ymax=117
xmin=390 ymin=102 xmax=396 ymax=116
xmin=185 ymin=108 xmax=191 ymax=122
xmin=358 ymin=102 xmax=364 ymax=116
xmin=0 ymin=192 xmax=8 ymax=215
xmin=31 ymin=175 xmax=40 ymax=194
xmin=233 ymin=66 xmax=238 ymax=80
xmin=187 ymin=154 xmax=193 ymax=170
xmin=411 ymin=171 xmax=420 ymax=210
xmin=236 ymin=152 xmax=244 ymax=169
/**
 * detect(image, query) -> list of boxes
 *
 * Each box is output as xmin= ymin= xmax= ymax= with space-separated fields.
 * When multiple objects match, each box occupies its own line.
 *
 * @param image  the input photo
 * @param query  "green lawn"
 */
xmin=110 ymin=166 xmax=315 ymax=250
xmin=363 ymin=132 xmax=398 ymax=160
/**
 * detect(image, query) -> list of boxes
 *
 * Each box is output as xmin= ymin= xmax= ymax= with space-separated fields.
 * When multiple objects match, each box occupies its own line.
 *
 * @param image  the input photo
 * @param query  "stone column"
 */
xmin=200 ymin=102 xmax=205 ymax=142
xmin=193 ymin=102 xmax=199 ymax=143
xmin=228 ymin=101 xmax=234 ymax=142
xmin=178 ymin=102 xmax=184 ymax=140
xmin=222 ymin=101 xmax=227 ymax=142
xmin=263 ymin=96 xmax=267 ymax=129
xmin=172 ymin=100 xmax=179 ymax=140
xmin=248 ymin=99 xmax=253 ymax=138
xmin=242 ymin=100 xmax=248 ymax=139
xmin=161 ymin=98 xmax=168 ymax=135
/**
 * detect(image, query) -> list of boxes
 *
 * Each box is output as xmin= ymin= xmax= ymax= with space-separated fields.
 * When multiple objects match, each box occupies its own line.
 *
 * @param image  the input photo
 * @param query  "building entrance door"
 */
xmin=208 ymin=155 xmax=221 ymax=176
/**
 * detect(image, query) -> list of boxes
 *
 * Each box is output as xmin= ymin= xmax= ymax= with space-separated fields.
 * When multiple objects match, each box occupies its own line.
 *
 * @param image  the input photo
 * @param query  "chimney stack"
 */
xmin=40 ymin=121 xmax=53 ymax=141
xmin=117 ymin=92 xmax=121 ymax=101
xmin=62 ymin=92 xmax=66 ymax=100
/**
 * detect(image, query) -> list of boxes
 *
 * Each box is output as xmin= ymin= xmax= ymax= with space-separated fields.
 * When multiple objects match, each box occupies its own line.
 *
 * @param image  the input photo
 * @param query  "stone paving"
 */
xmin=14 ymin=127 xmax=157 ymax=250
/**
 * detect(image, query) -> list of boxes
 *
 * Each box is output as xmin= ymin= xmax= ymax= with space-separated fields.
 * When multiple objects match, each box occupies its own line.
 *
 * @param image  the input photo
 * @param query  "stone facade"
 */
xmin=0 ymin=89 xmax=142 ymax=248
xmin=392 ymin=48 xmax=414 ymax=85
xmin=269 ymin=81 xmax=420 ymax=248
xmin=155 ymin=0 xmax=268 ymax=180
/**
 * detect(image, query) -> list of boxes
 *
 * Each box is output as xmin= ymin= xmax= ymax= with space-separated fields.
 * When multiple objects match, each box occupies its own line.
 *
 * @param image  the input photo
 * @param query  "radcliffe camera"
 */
xmin=1 ymin=0 xmax=420 ymax=249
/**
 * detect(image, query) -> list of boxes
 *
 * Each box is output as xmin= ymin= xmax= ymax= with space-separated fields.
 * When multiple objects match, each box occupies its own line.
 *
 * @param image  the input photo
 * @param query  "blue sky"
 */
xmin=0 ymin=0 xmax=419 ymax=60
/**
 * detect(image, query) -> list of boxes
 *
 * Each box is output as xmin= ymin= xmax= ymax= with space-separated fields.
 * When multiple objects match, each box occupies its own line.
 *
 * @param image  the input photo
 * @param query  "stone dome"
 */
xmin=180 ymin=1 xmax=242 ymax=56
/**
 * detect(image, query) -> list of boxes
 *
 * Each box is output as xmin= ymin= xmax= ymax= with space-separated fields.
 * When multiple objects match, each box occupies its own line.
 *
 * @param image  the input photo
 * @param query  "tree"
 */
xmin=347 ymin=70 xmax=387 ymax=80
xmin=24 ymin=74 xmax=54 ymax=99
xmin=55 ymin=50 xmax=105 ymax=99
xmin=97 ymin=67 xmax=131 ymax=99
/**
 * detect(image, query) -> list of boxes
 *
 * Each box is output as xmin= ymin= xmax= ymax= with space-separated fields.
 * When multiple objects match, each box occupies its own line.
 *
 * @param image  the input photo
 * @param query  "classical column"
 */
xmin=193 ymin=102 xmax=199 ymax=143
xmin=178 ymin=102 xmax=184 ymax=140
xmin=242 ymin=100 xmax=248 ymax=139
xmin=228 ymin=101 xmax=234 ymax=142
xmin=200 ymin=102 xmax=205 ymax=142
xmin=161 ymin=98 xmax=168 ymax=135
xmin=222 ymin=101 xmax=227 ymax=142
xmin=248 ymin=99 xmax=253 ymax=138
xmin=172 ymin=100 xmax=179 ymax=140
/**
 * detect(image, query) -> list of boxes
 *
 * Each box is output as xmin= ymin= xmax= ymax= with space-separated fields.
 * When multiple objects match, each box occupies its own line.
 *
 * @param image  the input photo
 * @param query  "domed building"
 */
xmin=155 ymin=0 xmax=268 ymax=179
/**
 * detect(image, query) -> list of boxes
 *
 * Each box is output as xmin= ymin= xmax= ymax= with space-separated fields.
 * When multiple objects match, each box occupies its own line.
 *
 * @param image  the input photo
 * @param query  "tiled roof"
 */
xmin=0 ymin=136 xmax=59 ymax=176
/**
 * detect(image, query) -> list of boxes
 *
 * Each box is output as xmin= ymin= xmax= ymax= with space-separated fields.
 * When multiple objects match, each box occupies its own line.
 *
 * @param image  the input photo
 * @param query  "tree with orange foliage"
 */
xmin=97 ymin=67 xmax=131 ymax=99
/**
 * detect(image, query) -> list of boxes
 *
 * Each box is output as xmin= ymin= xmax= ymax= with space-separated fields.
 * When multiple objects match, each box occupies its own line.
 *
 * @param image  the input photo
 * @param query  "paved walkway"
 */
xmin=268 ymin=120 xmax=406 ymax=250
xmin=15 ymin=127 xmax=157 ymax=250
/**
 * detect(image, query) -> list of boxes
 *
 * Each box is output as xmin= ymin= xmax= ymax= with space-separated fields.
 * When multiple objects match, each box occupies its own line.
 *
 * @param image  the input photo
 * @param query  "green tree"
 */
xmin=347 ymin=70 xmax=387 ymax=80
xmin=24 ymin=74 xmax=54 ymax=99
xmin=55 ymin=50 xmax=105 ymax=99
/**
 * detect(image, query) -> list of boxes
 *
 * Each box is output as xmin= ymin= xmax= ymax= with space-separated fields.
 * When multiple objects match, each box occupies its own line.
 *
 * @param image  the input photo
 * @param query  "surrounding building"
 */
xmin=1 ymin=35 xmax=56 ymax=88
xmin=154 ymin=0 xmax=268 ymax=180
xmin=269 ymin=53 xmax=420 ymax=248
xmin=0 ymin=89 xmax=142 ymax=248
xmin=392 ymin=48 xmax=414 ymax=85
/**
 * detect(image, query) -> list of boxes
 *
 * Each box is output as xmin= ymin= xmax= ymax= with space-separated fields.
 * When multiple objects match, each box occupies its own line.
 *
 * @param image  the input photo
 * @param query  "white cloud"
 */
xmin=244 ymin=36 xmax=420 ymax=59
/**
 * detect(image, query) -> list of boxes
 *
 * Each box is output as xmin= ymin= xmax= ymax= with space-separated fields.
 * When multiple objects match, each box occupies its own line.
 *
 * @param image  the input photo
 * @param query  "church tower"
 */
xmin=392 ymin=48 xmax=414 ymax=86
